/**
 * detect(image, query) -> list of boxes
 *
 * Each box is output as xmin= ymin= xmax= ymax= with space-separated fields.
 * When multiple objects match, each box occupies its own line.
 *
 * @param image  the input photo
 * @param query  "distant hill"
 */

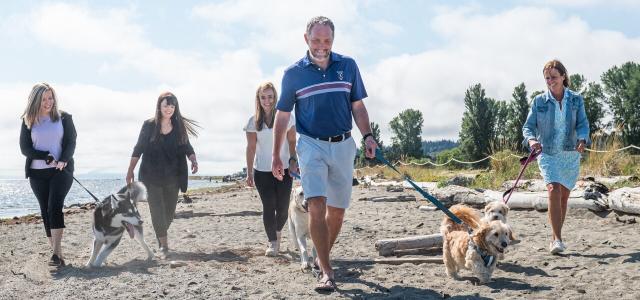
xmin=422 ymin=139 xmax=458 ymax=157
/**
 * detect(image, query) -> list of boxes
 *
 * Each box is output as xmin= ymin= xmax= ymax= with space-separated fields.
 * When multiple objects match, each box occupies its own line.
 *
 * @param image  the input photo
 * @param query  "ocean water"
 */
xmin=0 ymin=178 xmax=229 ymax=219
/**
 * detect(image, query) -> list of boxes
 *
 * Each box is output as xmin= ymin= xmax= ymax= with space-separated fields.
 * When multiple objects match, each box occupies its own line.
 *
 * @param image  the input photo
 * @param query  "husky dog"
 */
xmin=287 ymin=186 xmax=317 ymax=270
xmin=86 ymin=182 xmax=153 ymax=267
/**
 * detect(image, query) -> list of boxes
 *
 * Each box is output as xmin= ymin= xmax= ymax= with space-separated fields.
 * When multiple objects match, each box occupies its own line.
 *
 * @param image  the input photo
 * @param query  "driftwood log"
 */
xmin=334 ymin=257 xmax=442 ymax=265
xmin=482 ymin=190 xmax=608 ymax=212
xmin=359 ymin=195 xmax=416 ymax=202
xmin=608 ymin=187 xmax=640 ymax=215
xmin=375 ymin=234 xmax=442 ymax=256
xmin=429 ymin=185 xmax=608 ymax=212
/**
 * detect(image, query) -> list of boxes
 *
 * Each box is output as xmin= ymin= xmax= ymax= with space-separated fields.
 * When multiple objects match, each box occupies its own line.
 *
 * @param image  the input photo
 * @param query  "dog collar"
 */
xmin=468 ymin=241 xmax=495 ymax=267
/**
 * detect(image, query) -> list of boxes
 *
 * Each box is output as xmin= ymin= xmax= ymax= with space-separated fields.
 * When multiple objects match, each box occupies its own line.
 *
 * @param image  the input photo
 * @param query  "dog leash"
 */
xmin=374 ymin=148 xmax=463 ymax=224
xmin=60 ymin=168 xmax=101 ymax=202
xmin=501 ymin=148 xmax=541 ymax=204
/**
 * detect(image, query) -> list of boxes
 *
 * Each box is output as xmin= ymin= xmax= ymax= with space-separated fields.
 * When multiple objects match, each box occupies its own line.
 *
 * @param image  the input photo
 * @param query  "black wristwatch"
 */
xmin=362 ymin=132 xmax=373 ymax=141
xmin=289 ymin=156 xmax=297 ymax=163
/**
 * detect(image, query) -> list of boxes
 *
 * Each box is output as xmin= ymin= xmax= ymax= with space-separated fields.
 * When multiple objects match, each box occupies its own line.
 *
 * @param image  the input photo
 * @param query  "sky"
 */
xmin=1 ymin=0 xmax=639 ymax=178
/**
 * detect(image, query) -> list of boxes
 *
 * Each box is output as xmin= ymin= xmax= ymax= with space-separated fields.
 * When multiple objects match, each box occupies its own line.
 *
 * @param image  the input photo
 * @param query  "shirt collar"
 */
xmin=545 ymin=87 xmax=570 ymax=103
xmin=302 ymin=51 xmax=341 ymax=68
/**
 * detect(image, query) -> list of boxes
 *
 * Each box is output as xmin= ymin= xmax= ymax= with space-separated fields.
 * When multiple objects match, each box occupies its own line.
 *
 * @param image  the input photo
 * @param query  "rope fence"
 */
xmin=356 ymin=144 xmax=640 ymax=170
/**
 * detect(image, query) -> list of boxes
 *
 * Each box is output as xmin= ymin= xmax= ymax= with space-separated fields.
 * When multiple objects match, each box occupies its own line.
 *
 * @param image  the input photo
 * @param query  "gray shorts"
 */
xmin=297 ymin=134 xmax=357 ymax=209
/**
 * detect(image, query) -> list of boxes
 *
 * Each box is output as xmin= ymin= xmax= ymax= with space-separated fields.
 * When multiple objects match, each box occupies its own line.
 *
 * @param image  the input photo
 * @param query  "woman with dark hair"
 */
xmin=244 ymin=82 xmax=297 ymax=256
xmin=19 ymin=82 xmax=77 ymax=267
xmin=126 ymin=92 xmax=199 ymax=257
xmin=523 ymin=59 xmax=590 ymax=254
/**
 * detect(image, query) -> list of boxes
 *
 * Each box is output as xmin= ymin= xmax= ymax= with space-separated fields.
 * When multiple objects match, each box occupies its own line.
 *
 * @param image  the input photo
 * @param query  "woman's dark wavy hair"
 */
xmin=151 ymin=91 xmax=200 ymax=144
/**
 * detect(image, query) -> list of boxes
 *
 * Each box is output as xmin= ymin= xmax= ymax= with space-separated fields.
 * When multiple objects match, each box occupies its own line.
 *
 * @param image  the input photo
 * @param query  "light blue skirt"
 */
xmin=537 ymin=151 xmax=581 ymax=190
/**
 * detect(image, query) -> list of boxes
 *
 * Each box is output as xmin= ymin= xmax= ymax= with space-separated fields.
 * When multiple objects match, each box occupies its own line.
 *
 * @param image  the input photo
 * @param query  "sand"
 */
xmin=1 ymin=183 xmax=639 ymax=299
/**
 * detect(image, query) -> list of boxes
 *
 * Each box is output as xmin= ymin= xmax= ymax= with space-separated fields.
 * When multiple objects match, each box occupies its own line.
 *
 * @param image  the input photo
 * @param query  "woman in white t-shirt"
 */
xmin=244 ymin=82 xmax=297 ymax=256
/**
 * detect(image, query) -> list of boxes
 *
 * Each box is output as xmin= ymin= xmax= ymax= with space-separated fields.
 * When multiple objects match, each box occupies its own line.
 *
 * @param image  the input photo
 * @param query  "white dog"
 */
xmin=287 ymin=186 xmax=317 ymax=270
xmin=482 ymin=201 xmax=510 ymax=223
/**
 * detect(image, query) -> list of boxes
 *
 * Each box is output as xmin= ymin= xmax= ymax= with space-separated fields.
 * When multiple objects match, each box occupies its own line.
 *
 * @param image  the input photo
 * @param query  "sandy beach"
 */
xmin=1 ymin=182 xmax=639 ymax=299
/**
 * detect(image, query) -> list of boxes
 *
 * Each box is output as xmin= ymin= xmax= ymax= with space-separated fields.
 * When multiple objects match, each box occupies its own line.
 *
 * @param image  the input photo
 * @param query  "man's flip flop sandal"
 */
xmin=315 ymin=278 xmax=336 ymax=292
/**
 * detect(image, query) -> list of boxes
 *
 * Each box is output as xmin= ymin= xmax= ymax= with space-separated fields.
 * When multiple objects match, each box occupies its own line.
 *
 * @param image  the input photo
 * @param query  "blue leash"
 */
xmin=374 ymin=148 xmax=462 ymax=224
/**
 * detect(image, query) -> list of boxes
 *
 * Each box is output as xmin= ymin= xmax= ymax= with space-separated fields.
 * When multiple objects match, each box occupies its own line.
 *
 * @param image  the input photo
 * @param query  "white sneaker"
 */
xmin=265 ymin=241 xmax=277 ymax=257
xmin=549 ymin=240 xmax=565 ymax=254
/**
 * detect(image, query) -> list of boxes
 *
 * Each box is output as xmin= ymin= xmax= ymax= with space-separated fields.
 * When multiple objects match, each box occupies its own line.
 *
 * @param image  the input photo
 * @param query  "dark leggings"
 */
xmin=28 ymin=168 xmax=73 ymax=237
xmin=253 ymin=169 xmax=293 ymax=242
xmin=146 ymin=182 xmax=179 ymax=238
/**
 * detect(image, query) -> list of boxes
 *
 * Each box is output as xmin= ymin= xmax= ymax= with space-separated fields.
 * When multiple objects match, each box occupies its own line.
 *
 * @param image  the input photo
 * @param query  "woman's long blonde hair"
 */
xmin=254 ymin=82 xmax=278 ymax=131
xmin=21 ymin=83 xmax=61 ymax=129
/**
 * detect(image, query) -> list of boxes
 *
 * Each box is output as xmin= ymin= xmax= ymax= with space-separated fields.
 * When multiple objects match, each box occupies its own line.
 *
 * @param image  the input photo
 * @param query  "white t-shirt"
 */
xmin=244 ymin=115 xmax=295 ymax=172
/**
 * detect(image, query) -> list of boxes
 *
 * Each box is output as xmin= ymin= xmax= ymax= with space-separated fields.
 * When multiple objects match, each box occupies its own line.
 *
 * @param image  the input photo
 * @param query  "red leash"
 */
xmin=502 ymin=148 xmax=541 ymax=204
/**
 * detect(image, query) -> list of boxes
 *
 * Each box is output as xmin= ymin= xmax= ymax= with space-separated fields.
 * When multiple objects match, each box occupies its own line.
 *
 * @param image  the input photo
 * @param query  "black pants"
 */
xmin=254 ymin=169 xmax=292 ymax=242
xmin=146 ymin=182 xmax=179 ymax=238
xmin=28 ymin=168 xmax=73 ymax=237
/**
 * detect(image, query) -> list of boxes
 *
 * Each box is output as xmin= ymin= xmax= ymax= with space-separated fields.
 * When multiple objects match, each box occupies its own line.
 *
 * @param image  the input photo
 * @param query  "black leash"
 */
xmin=61 ymin=168 xmax=100 ymax=202
xmin=374 ymin=148 xmax=463 ymax=224
xmin=46 ymin=155 xmax=101 ymax=202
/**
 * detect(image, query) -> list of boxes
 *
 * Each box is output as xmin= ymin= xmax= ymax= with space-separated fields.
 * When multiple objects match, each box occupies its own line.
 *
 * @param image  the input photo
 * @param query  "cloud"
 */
xmin=364 ymin=5 xmax=640 ymax=143
xmin=528 ymin=0 xmax=640 ymax=7
xmin=2 ymin=2 xmax=639 ymax=178
xmin=191 ymin=0 xmax=401 ymax=61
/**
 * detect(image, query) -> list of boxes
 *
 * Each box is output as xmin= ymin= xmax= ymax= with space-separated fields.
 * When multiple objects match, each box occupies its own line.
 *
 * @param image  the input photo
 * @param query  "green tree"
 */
xmin=582 ymin=82 xmax=606 ymax=134
xmin=601 ymin=62 xmax=640 ymax=146
xmin=435 ymin=146 xmax=464 ymax=169
xmin=490 ymin=98 xmax=509 ymax=151
xmin=506 ymin=83 xmax=529 ymax=151
xmin=570 ymin=74 xmax=606 ymax=134
xmin=459 ymin=84 xmax=495 ymax=165
xmin=357 ymin=122 xmax=383 ymax=166
xmin=389 ymin=109 xmax=424 ymax=159
xmin=569 ymin=74 xmax=586 ymax=91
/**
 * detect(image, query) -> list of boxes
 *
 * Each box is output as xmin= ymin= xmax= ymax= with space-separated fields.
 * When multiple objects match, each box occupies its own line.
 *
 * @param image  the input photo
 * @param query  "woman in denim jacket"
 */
xmin=522 ymin=60 xmax=590 ymax=255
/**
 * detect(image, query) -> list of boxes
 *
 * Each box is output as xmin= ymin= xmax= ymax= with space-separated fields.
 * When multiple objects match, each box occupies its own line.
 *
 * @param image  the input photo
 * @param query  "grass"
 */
xmin=356 ymin=134 xmax=640 ymax=190
xmin=470 ymin=150 xmax=541 ymax=190
xmin=354 ymin=164 xmax=468 ymax=183
xmin=582 ymin=131 xmax=640 ymax=177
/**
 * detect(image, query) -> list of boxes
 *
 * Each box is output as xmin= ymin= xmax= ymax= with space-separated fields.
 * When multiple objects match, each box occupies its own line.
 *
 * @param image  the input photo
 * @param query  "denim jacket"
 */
xmin=522 ymin=88 xmax=590 ymax=155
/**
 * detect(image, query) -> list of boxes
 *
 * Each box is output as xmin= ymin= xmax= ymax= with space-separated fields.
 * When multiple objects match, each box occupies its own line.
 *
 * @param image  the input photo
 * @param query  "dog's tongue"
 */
xmin=125 ymin=223 xmax=135 ymax=239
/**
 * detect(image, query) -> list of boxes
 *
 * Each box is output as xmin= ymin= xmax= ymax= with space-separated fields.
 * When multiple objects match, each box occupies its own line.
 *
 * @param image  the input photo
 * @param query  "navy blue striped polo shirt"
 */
xmin=276 ymin=51 xmax=367 ymax=139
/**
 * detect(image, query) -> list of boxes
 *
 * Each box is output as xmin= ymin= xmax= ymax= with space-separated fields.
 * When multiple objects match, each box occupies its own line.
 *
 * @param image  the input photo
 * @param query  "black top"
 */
xmin=19 ymin=112 xmax=77 ymax=178
xmin=132 ymin=119 xmax=195 ymax=192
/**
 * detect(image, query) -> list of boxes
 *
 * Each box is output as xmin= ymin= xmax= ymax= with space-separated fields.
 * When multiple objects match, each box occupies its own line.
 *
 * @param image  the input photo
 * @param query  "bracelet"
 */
xmin=362 ymin=132 xmax=373 ymax=141
xmin=288 ymin=156 xmax=297 ymax=163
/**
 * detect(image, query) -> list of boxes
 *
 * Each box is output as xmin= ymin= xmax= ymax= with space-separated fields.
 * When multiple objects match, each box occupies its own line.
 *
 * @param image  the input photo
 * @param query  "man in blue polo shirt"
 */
xmin=272 ymin=16 xmax=378 ymax=292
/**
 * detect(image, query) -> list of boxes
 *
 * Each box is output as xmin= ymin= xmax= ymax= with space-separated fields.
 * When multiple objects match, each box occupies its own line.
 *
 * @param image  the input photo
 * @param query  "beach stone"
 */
xmin=169 ymin=261 xmax=186 ymax=268
xmin=443 ymin=175 xmax=474 ymax=187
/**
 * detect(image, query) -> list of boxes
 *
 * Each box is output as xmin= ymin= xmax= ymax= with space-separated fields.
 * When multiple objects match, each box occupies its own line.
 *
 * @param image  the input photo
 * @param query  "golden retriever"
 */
xmin=441 ymin=204 xmax=512 ymax=284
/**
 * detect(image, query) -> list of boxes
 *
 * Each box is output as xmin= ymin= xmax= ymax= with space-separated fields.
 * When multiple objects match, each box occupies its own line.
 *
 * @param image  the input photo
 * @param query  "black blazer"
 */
xmin=19 ymin=112 xmax=77 ymax=178
xmin=132 ymin=119 xmax=195 ymax=193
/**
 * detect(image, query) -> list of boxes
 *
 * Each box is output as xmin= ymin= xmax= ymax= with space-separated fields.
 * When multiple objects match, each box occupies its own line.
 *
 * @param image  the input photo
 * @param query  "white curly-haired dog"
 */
xmin=441 ymin=204 xmax=512 ymax=284
xmin=482 ymin=201 xmax=509 ymax=223
xmin=482 ymin=201 xmax=516 ymax=247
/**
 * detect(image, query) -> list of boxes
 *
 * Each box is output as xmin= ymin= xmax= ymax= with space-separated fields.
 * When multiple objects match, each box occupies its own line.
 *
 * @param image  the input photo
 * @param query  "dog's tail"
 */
xmin=126 ymin=181 xmax=148 ymax=204
xmin=440 ymin=204 xmax=482 ymax=235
